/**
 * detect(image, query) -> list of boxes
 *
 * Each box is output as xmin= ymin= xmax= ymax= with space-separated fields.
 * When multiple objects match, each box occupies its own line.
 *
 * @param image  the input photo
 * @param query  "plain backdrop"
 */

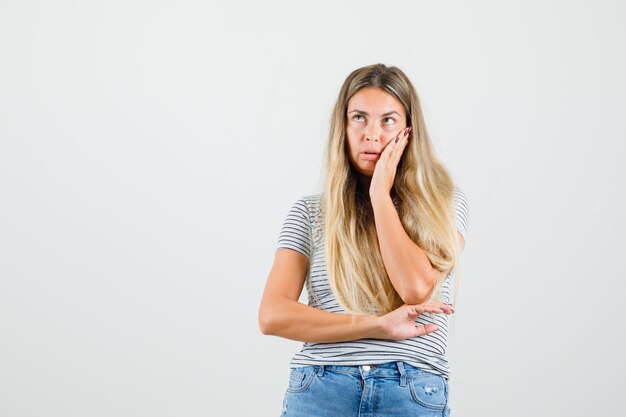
xmin=1 ymin=1 xmax=625 ymax=416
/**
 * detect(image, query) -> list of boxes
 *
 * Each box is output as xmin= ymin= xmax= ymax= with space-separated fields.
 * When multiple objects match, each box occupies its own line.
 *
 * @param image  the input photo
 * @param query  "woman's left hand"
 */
xmin=369 ymin=127 xmax=411 ymax=199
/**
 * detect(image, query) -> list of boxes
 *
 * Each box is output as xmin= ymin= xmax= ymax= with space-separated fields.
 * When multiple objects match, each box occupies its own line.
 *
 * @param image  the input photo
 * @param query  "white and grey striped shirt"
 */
xmin=275 ymin=187 xmax=469 ymax=379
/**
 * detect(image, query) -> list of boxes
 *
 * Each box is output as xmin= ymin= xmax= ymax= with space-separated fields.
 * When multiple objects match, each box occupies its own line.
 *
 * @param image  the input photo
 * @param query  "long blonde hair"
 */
xmin=321 ymin=63 xmax=462 ymax=316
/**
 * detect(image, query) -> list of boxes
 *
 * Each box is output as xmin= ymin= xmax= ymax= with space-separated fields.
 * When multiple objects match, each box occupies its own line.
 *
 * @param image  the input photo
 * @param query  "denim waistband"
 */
xmin=305 ymin=361 xmax=442 ymax=387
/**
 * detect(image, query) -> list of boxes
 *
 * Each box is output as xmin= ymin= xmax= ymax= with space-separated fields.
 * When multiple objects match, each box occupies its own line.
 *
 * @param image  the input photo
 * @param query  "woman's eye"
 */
xmin=353 ymin=115 xmax=365 ymax=122
xmin=383 ymin=117 xmax=395 ymax=125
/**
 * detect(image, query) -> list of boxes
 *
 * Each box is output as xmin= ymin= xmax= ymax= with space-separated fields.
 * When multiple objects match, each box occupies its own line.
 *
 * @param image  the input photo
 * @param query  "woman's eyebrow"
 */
xmin=348 ymin=109 xmax=400 ymax=117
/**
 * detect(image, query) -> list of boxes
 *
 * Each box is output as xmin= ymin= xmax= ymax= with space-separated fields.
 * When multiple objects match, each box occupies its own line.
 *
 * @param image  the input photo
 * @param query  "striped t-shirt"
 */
xmin=275 ymin=187 xmax=469 ymax=379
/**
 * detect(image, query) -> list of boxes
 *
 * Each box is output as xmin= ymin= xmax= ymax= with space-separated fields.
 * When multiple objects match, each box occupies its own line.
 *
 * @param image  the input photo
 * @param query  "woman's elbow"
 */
xmin=258 ymin=307 xmax=275 ymax=335
xmin=400 ymin=280 xmax=436 ymax=305
xmin=401 ymin=291 xmax=431 ymax=305
xmin=258 ymin=302 xmax=285 ymax=335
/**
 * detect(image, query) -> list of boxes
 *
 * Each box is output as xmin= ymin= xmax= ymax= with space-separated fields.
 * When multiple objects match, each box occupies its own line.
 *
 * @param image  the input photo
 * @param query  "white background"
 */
xmin=1 ymin=1 xmax=625 ymax=416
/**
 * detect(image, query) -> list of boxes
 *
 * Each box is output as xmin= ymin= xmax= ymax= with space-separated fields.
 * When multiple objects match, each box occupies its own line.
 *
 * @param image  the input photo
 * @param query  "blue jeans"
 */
xmin=280 ymin=361 xmax=451 ymax=417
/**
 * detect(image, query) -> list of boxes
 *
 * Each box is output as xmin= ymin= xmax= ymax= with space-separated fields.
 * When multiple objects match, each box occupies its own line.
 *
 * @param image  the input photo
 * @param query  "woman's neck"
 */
xmin=357 ymin=175 xmax=372 ymax=195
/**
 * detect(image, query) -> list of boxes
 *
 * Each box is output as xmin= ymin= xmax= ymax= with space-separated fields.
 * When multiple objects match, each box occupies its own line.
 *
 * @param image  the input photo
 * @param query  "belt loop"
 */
xmin=396 ymin=361 xmax=407 ymax=387
xmin=316 ymin=365 xmax=325 ymax=377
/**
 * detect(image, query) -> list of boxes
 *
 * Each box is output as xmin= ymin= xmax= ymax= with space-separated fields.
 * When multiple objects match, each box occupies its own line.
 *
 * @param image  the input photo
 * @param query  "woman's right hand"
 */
xmin=376 ymin=301 xmax=454 ymax=340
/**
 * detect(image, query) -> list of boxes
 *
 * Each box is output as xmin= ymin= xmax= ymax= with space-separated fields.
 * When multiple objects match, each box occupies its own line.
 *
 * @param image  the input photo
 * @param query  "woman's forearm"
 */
xmin=259 ymin=297 xmax=383 ymax=343
xmin=370 ymin=193 xmax=437 ymax=304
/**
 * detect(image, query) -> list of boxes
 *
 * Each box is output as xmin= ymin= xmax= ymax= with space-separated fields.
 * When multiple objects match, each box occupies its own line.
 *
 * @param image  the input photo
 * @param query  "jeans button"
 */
xmin=362 ymin=365 xmax=371 ymax=371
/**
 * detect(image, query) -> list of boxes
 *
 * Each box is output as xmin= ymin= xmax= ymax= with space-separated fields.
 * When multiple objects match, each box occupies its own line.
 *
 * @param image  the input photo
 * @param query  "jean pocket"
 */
xmin=408 ymin=372 xmax=448 ymax=410
xmin=286 ymin=366 xmax=316 ymax=393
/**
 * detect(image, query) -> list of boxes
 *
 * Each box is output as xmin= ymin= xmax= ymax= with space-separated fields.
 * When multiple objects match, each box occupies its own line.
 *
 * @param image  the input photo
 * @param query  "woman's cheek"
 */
xmin=346 ymin=125 xmax=355 ymax=136
xmin=345 ymin=126 xmax=357 ymax=142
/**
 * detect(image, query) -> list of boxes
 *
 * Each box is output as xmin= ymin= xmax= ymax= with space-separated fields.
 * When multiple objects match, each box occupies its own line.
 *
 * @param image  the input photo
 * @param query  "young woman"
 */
xmin=259 ymin=63 xmax=469 ymax=417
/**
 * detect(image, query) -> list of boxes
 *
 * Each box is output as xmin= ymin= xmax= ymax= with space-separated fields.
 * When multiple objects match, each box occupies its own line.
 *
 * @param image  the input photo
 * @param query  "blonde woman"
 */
xmin=259 ymin=63 xmax=469 ymax=417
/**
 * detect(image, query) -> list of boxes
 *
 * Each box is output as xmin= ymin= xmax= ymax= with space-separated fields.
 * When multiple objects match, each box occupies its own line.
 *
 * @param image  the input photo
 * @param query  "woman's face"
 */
xmin=345 ymin=87 xmax=407 ymax=178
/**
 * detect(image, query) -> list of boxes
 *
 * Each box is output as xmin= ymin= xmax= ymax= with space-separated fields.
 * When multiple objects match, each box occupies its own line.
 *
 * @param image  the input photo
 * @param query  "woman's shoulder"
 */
xmin=450 ymin=185 xmax=469 ymax=240
xmin=299 ymin=193 xmax=323 ymax=203
xmin=300 ymin=193 xmax=323 ymax=213
xmin=291 ymin=193 xmax=323 ymax=223
xmin=286 ymin=193 xmax=323 ymax=211
xmin=451 ymin=185 xmax=468 ymax=208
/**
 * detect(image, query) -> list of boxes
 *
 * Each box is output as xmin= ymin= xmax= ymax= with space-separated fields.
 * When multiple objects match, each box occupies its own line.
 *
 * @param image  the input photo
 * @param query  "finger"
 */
xmin=389 ymin=128 xmax=411 ymax=164
xmin=388 ymin=128 xmax=406 ymax=150
xmin=395 ymin=127 xmax=411 ymax=144
xmin=411 ymin=301 xmax=447 ymax=310
xmin=407 ymin=307 xmax=418 ymax=316
xmin=414 ymin=323 xmax=439 ymax=336
xmin=380 ymin=128 xmax=404 ymax=156
xmin=408 ymin=306 xmax=444 ymax=315
xmin=394 ymin=127 xmax=408 ymax=143
xmin=424 ymin=303 xmax=454 ymax=314
xmin=420 ymin=300 xmax=453 ymax=309
xmin=378 ymin=140 xmax=395 ymax=163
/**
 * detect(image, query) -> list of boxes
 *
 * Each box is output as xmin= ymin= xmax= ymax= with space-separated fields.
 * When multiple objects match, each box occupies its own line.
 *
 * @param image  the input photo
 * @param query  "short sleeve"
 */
xmin=452 ymin=187 xmax=469 ymax=244
xmin=275 ymin=196 xmax=312 ymax=258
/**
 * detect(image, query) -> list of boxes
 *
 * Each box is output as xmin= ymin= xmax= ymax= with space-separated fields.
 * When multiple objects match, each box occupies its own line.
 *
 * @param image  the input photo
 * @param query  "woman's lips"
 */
xmin=361 ymin=152 xmax=380 ymax=161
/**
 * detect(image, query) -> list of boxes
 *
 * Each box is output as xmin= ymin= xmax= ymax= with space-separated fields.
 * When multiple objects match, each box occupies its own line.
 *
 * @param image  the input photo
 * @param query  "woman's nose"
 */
xmin=365 ymin=127 xmax=383 ymax=142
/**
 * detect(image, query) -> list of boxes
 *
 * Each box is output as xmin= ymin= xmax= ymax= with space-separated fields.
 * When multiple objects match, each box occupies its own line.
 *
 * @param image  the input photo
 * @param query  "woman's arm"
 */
xmin=370 ymin=194 xmax=437 ymax=305
xmin=260 ymin=296 xmax=383 ymax=343
xmin=258 ymin=249 xmax=451 ymax=343
xmin=258 ymin=249 xmax=383 ymax=343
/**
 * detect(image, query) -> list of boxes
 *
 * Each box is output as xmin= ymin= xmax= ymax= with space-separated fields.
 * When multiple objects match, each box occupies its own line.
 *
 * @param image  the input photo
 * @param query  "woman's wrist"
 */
xmin=351 ymin=313 xmax=385 ymax=339
xmin=370 ymin=193 xmax=394 ymax=214
xmin=369 ymin=189 xmax=390 ymax=205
